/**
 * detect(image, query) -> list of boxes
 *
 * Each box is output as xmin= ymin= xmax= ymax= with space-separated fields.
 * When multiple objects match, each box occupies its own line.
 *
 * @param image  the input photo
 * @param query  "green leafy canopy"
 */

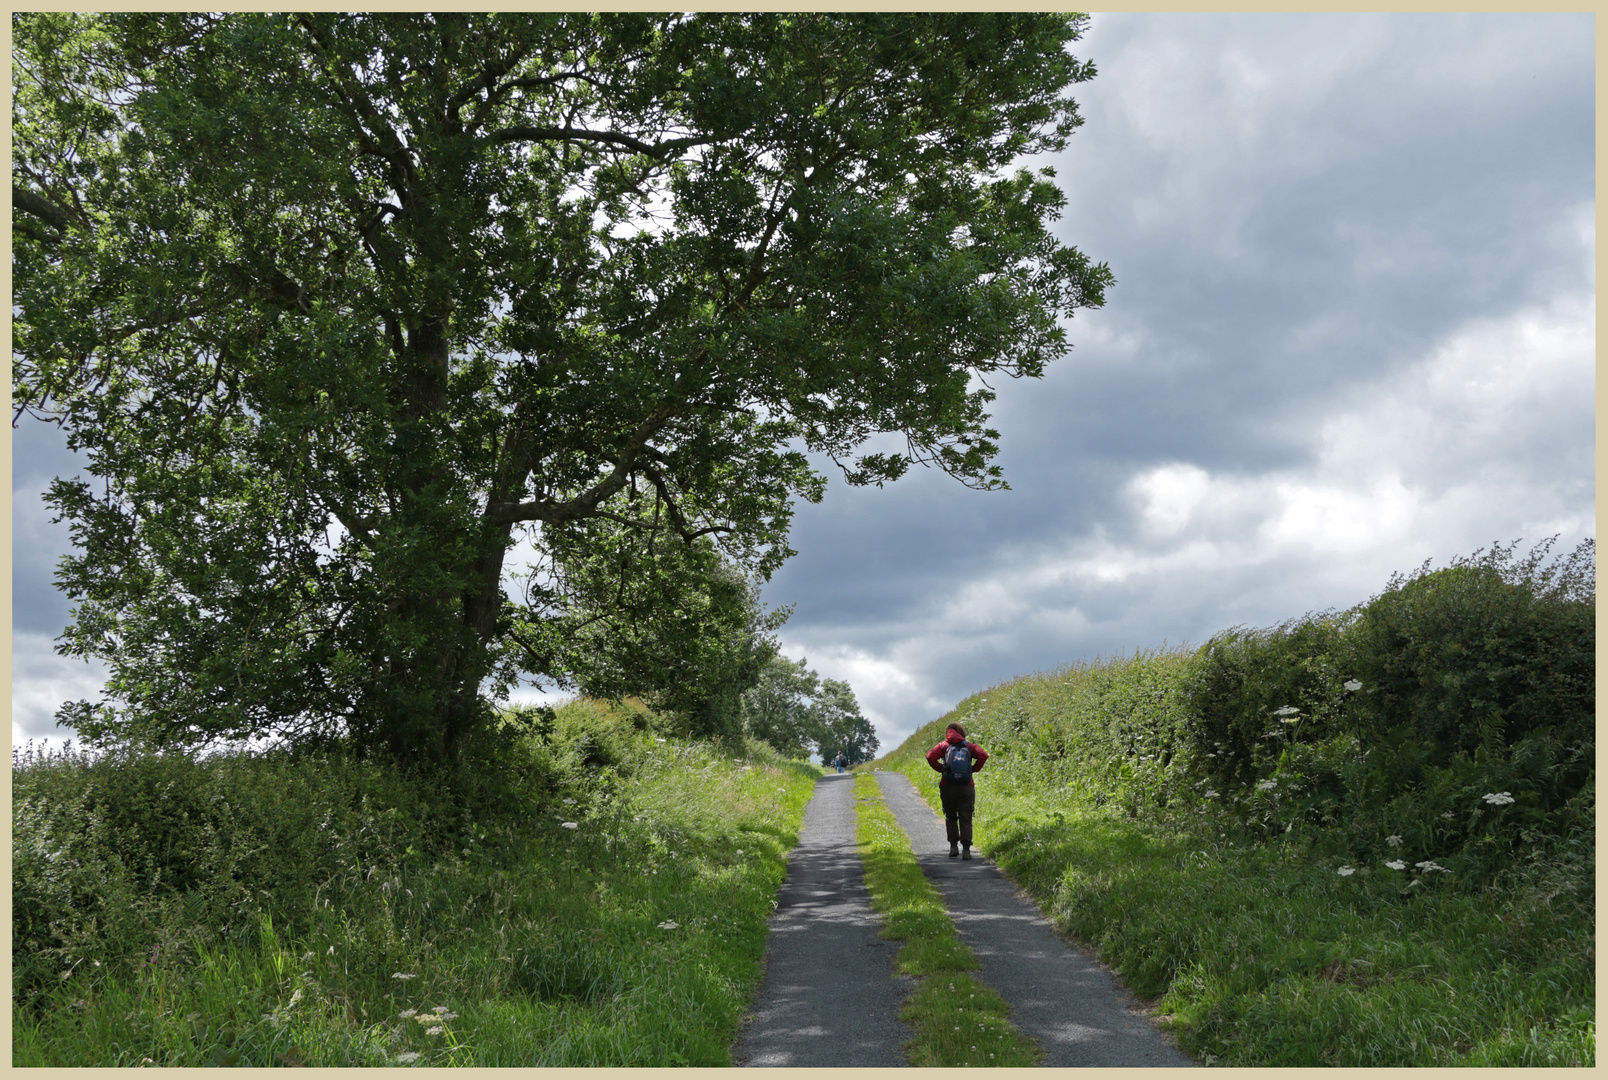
xmin=13 ymin=12 xmax=1112 ymax=762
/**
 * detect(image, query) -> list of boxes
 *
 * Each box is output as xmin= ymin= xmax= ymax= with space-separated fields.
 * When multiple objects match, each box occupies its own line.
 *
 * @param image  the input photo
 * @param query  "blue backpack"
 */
xmin=942 ymin=743 xmax=973 ymax=783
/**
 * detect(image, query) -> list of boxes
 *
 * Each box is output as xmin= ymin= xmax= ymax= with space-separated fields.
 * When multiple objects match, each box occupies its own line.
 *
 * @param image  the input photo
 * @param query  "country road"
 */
xmin=732 ymin=771 xmax=1195 ymax=1068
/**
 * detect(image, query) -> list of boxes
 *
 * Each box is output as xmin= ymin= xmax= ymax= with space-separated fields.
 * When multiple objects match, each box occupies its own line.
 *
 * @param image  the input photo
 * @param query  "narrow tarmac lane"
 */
xmin=876 ymin=769 xmax=1195 ymax=1068
xmin=730 ymin=772 xmax=913 ymax=1067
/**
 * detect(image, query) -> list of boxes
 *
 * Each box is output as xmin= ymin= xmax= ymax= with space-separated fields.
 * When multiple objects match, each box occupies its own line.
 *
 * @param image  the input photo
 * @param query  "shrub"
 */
xmin=1338 ymin=539 xmax=1594 ymax=761
xmin=1182 ymin=615 xmax=1354 ymax=790
xmin=10 ymin=737 xmax=543 ymax=1011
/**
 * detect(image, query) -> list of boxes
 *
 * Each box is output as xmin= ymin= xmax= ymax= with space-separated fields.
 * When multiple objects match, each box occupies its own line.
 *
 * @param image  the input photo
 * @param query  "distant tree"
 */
xmin=548 ymin=554 xmax=787 ymax=742
xmin=740 ymin=656 xmax=878 ymax=763
xmin=810 ymin=679 xmax=879 ymax=765
xmin=13 ymin=12 xmax=1110 ymax=764
xmin=741 ymin=655 xmax=821 ymax=759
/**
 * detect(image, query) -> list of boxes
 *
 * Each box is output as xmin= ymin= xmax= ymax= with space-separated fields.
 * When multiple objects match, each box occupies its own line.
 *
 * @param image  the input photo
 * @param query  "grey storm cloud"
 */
xmin=11 ymin=13 xmax=1596 ymax=754
xmin=761 ymin=12 xmax=1594 ymax=749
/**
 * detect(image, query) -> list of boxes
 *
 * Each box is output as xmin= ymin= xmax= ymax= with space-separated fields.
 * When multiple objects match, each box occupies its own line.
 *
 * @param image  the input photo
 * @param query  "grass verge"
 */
xmin=13 ymin=703 xmax=821 ymax=1066
xmin=880 ymin=751 xmax=1594 ymax=1067
xmin=852 ymin=771 xmax=1042 ymax=1068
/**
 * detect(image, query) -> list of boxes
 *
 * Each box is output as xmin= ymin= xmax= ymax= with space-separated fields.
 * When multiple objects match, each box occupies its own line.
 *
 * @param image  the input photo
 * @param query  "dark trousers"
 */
xmin=939 ymin=782 xmax=975 ymax=846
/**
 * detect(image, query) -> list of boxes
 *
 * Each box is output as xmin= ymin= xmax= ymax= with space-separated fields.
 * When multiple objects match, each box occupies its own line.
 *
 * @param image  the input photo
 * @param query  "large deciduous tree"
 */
xmin=13 ymin=12 xmax=1111 ymax=763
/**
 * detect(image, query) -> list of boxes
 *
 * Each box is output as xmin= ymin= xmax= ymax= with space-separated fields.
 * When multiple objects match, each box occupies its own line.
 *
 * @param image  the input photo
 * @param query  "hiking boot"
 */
xmin=962 ymin=846 xmax=972 ymax=860
xmin=949 ymin=843 xmax=960 ymax=858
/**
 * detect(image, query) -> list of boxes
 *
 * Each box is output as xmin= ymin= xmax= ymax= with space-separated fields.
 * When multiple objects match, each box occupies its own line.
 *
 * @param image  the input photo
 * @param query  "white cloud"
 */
xmin=1317 ymin=289 xmax=1596 ymax=497
xmin=1109 ymin=288 xmax=1595 ymax=570
xmin=776 ymin=638 xmax=952 ymax=750
xmin=788 ymin=283 xmax=1594 ymax=749
xmin=11 ymin=632 xmax=110 ymax=751
xmin=1132 ymin=464 xmax=1211 ymax=536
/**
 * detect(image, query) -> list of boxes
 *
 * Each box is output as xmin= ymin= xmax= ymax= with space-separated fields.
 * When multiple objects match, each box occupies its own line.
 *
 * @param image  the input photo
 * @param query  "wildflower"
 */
xmin=657 ymin=920 xmax=680 ymax=930
xmin=1271 ymin=706 xmax=1300 ymax=717
xmin=1204 ymin=790 xmax=1219 ymax=799
xmin=396 ymin=1052 xmax=420 ymax=1063
xmin=735 ymin=849 xmax=744 ymax=855
xmin=1441 ymin=811 xmax=1454 ymax=819
xmin=400 ymin=1009 xmax=417 ymax=1019
xmin=1256 ymin=780 xmax=1277 ymax=792
xmin=1385 ymin=835 xmax=1403 ymax=847
xmin=1343 ymin=679 xmax=1362 ymax=692
xmin=1482 ymin=791 xmax=1515 ymax=806
xmin=1384 ymin=860 xmax=1406 ymax=870
xmin=391 ymin=972 xmax=417 ymax=980
xmin=1415 ymin=860 xmax=1449 ymax=873
xmin=655 ymin=738 xmax=667 ymax=743
xmin=1337 ymin=866 xmax=1356 ymax=876
xmin=562 ymin=798 xmax=577 ymax=805
xmin=426 ymin=1026 xmax=444 ymax=1036
xmin=561 ymin=822 xmax=578 ymax=829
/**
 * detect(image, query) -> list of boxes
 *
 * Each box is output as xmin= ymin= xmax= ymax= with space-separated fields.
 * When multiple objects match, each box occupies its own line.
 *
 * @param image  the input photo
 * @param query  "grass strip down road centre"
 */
xmin=852 ymin=771 xmax=1042 ymax=1068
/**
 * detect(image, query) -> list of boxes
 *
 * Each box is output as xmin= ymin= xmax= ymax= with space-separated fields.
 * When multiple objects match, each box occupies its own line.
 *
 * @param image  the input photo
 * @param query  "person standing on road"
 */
xmin=833 ymin=750 xmax=849 ymax=774
xmin=926 ymin=722 xmax=988 ymax=859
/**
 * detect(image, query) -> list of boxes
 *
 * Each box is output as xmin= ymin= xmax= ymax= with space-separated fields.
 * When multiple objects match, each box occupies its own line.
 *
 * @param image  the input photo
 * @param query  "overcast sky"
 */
xmin=11 ymin=13 xmax=1596 ymax=755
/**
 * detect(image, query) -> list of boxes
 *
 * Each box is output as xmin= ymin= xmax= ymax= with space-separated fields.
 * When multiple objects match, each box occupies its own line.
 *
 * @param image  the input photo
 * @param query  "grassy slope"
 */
xmin=13 ymin=702 xmax=820 ymax=1067
xmin=878 ymin=679 xmax=1595 ymax=1067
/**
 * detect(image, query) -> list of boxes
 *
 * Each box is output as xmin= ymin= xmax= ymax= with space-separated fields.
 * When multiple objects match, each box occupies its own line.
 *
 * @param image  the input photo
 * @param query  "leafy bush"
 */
xmin=12 ymin=743 xmax=435 ymax=1007
xmin=1338 ymin=538 xmax=1594 ymax=761
xmin=1182 ymin=615 xmax=1354 ymax=789
xmin=10 ymin=720 xmax=574 ymax=1016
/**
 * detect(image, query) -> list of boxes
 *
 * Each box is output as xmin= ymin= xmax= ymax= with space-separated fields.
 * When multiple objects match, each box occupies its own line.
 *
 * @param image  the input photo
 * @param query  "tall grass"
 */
xmin=13 ymin=699 xmax=820 ymax=1066
xmin=876 ymin=540 xmax=1594 ymax=1067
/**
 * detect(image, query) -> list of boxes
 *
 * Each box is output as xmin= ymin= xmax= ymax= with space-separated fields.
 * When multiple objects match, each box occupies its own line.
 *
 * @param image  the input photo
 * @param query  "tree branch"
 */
xmin=637 ymin=460 xmax=730 ymax=542
xmin=485 ymin=125 xmax=710 ymax=158
xmin=13 ymin=184 xmax=79 ymax=234
xmin=485 ymin=407 xmax=676 ymax=524
xmin=445 ymin=41 xmax=537 ymax=125
xmin=292 ymin=14 xmax=417 ymax=200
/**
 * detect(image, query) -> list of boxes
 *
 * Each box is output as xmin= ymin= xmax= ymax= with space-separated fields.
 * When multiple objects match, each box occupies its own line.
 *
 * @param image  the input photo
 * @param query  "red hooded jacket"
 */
xmin=926 ymin=729 xmax=987 ymax=787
